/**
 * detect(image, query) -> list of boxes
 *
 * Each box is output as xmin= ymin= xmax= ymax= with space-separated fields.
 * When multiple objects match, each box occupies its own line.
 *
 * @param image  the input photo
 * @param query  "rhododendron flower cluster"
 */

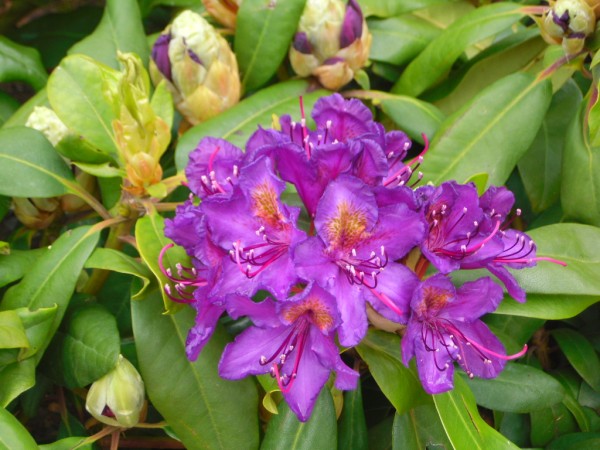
xmin=160 ymin=94 xmax=558 ymax=421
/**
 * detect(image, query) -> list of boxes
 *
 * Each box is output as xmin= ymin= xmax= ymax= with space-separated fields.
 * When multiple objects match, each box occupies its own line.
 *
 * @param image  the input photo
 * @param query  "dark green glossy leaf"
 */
xmin=236 ymin=0 xmax=306 ymax=91
xmin=0 ymin=127 xmax=75 ymax=197
xmin=0 ymin=92 xmax=19 ymax=127
xmin=359 ymin=0 xmax=451 ymax=17
xmin=47 ymin=54 xmax=120 ymax=158
xmin=176 ymin=80 xmax=328 ymax=170
xmin=338 ymin=379 xmax=368 ymax=450
xmin=420 ymin=73 xmax=552 ymax=186
xmin=356 ymin=329 xmax=428 ymax=414
xmin=433 ymin=376 xmax=520 ymax=449
xmin=530 ymin=403 xmax=578 ymax=447
xmin=0 ymin=406 xmax=38 ymax=450
xmin=0 ymin=226 xmax=99 ymax=365
xmin=85 ymin=248 xmax=152 ymax=300
xmin=519 ymin=80 xmax=582 ymax=213
xmin=464 ymin=363 xmax=565 ymax=413
xmin=378 ymin=93 xmax=445 ymax=144
xmin=0 ymin=359 xmax=35 ymax=407
xmin=546 ymin=432 xmax=600 ymax=450
xmin=552 ymin=328 xmax=600 ymax=393
xmin=368 ymin=416 xmax=394 ymax=450
xmin=562 ymin=103 xmax=600 ymax=226
xmin=0 ymin=36 xmax=47 ymax=90
xmin=392 ymin=3 xmax=524 ymax=97
xmin=261 ymin=388 xmax=336 ymax=450
xmin=132 ymin=289 xmax=259 ymax=450
xmin=68 ymin=0 xmax=149 ymax=69
xmin=60 ymin=304 xmax=120 ymax=388
xmin=392 ymin=401 xmax=452 ymax=450
xmin=368 ymin=15 xmax=441 ymax=66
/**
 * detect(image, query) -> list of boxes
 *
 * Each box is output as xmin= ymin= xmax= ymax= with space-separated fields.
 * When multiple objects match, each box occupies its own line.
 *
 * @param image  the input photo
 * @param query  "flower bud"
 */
xmin=540 ymin=0 xmax=596 ymax=54
xmin=13 ymin=197 xmax=62 ymax=230
xmin=85 ymin=355 xmax=145 ymax=428
xmin=289 ymin=0 xmax=371 ymax=90
xmin=150 ymin=10 xmax=241 ymax=125
xmin=125 ymin=152 xmax=164 ymax=196
xmin=25 ymin=106 xmax=69 ymax=147
xmin=202 ymin=0 xmax=242 ymax=29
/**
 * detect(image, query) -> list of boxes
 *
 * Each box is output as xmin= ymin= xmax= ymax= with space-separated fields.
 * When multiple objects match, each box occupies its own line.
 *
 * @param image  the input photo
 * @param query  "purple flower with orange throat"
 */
xmin=218 ymin=284 xmax=358 ymax=421
xmin=294 ymin=175 xmax=424 ymax=346
xmin=202 ymin=156 xmax=306 ymax=301
xmin=401 ymin=274 xmax=527 ymax=394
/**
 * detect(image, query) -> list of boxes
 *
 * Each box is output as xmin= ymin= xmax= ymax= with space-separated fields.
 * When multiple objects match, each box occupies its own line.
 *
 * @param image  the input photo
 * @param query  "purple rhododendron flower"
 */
xmin=401 ymin=274 xmax=527 ymax=394
xmin=218 ymin=284 xmax=358 ymax=421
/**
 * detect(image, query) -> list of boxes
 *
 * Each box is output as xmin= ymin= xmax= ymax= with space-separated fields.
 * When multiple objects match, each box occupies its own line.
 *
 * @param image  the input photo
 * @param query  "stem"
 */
xmin=65 ymin=180 xmax=111 ymax=220
xmin=72 ymin=426 xmax=120 ymax=449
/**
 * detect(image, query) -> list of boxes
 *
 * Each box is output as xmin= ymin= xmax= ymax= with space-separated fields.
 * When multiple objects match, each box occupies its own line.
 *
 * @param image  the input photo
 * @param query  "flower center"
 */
xmin=229 ymin=227 xmax=289 ymax=278
xmin=324 ymin=201 xmax=369 ymax=250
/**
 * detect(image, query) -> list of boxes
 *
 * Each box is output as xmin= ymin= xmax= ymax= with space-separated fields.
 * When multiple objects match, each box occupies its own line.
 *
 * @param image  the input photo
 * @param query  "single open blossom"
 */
xmin=294 ymin=175 xmax=424 ymax=345
xmin=401 ymin=274 xmax=527 ymax=394
xmin=202 ymin=156 xmax=306 ymax=300
xmin=218 ymin=284 xmax=358 ymax=421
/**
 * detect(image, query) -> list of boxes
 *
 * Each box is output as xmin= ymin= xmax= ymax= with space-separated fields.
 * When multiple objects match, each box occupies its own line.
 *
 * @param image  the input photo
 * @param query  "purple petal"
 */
xmin=486 ymin=264 xmax=526 ymax=303
xmin=293 ymin=32 xmax=313 ymax=54
xmin=225 ymin=294 xmax=280 ymax=327
xmin=186 ymin=299 xmax=224 ymax=360
xmin=311 ymin=94 xmax=374 ymax=142
xmin=340 ymin=0 xmax=364 ymax=48
xmin=152 ymin=33 xmax=172 ymax=81
xmin=413 ymin=329 xmax=455 ymax=394
xmin=332 ymin=277 xmax=367 ymax=346
xmin=441 ymin=277 xmax=504 ymax=322
xmin=350 ymin=139 xmax=388 ymax=185
xmin=479 ymin=185 xmax=515 ymax=223
xmin=365 ymin=263 xmax=418 ymax=324
xmin=310 ymin=328 xmax=358 ymax=390
xmin=293 ymin=237 xmax=339 ymax=288
xmin=453 ymin=320 xmax=506 ymax=379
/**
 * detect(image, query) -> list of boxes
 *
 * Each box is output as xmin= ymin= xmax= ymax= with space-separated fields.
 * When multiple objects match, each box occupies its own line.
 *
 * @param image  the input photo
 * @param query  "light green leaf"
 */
xmin=0 ymin=126 xmax=75 ymax=198
xmin=495 ymin=294 xmax=599 ymax=320
xmin=150 ymin=80 xmax=174 ymax=130
xmin=236 ymin=0 xmax=306 ymax=91
xmin=356 ymin=329 xmax=428 ymax=414
xmin=392 ymin=3 xmax=524 ymax=97
xmin=379 ymin=94 xmax=445 ymax=144
xmin=261 ymin=388 xmax=336 ymax=450
xmin=433 ymin=376 xmax=520 ymax=449
xmin=0 ymin=406 xmax=38 ymax=450
xmin=0 ymin=36 xmax=47 ymax=91
xmin=359 ymin=0 xmax=452 ymax=17
xmin=131 ymin=289 xmax=259 ymax=450
xmin=0 ymin=311 xmax=29 ymax=350
xmin=0 ymin=249 xmax=48 ymax=288
xmin=392 ymin=401 xmax=452 ymax=450
xmin=0 ymin=226 xmax=99 ymax=364
xmin=47 ymin=54 xmax=121 ymax=159
xmin=85 ymin=248 xmax=153 ymax=300
xmin=176 ymin=80 xmax=328 ymax=170
xmin=59 ymin=304 xmax=120 ymax=388
xmin=420 ymin=73 xmax=552 ymax=186
xmin=464 ymin=363 xmax=565 ymax=413
xmin=0 ymin=359 xmax=35 ymax=407
xmin=68 ymin=0 xmax=149 ymax=69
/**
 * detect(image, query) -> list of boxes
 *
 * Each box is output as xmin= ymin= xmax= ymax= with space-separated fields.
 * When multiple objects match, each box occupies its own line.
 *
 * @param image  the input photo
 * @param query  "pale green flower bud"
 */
xmin=203 ymin=0 xmax=242 ymax=29
xmin=540 ymin=0 xmax=596 ymax=54
xmin=290 ymin=0 xmax=371 ymax=90
xmin=25 ymin=106 xmax=69 ymax=147
xmin=150 ymin=10 xmax=241 ymax=125
xmin=85 ymin=355 xmax=145 ymax=428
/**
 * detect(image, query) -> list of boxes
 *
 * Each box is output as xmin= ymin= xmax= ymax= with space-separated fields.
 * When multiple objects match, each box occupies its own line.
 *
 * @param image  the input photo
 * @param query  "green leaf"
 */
xmin=131 ymin=289 xmax=259 ymax=450
xmin=420 ymin=73 xmax=552 ymax=186
xmin=356 ymin=329 xmax=428 ymax=414
xmin=56 ymin=135 xmax=113 ymax=165
xmin=261 ymin=388 xmax=336 ymax=450
xmin=392 ymin=3 xmax=524 ymax=97
xmin=464 ymin=363 xmax=565 ymax=413
xmin=495 ymin=294 xmax=599 ymax=320
xmin=150 ymin=80 xmax=174 ymax=130
xmin=530 ymin=402 xmax=578 ymax=447
xmin=176 ymin=80 xmax=328 ymax=170
xmin=0 ymin=249 xmax=48 ymax=288
xmin=552 ymin=328 xmax=600 ymax=393
xmin=0 ymin=359 xmax=35 ymax=407
xmin=433 ymin=376 xmax=520 ymax=450
xmin=368 ymin=15 xmax=441 ymax=66
xmin=359 ymin=0 xmax=452 ymax=17
xmin=38 ymin=437 xmax=92 ymax=450
xmin=546 ymin=432 xmax=600 ymax=450
xmin=0 ymin=406 xmax=38 ymax=450
xmin=135 ymin=213 xmax=186 ymax=312
xmin=15 ymin=305 xmax=58 ymax=361
xmin=85 ymin=248 xmax=152 ymax=300
xmin=68 ymin=0 xmax=149 ymax=69
xmin=519 ymin=80 xmax=582 ymax=213
xmin=379 ymin=94 xmax=445 ymax=144
xmin=59 ymin=304 xmax=120 ymax=388
xmin=0 ymin=311 xmax=29 ymax=350
xmin=0 ymin=36 xmax=47 ymax=91
xmin=0 ymin=92 xmax=19 ymax=127
xmin=0 ymin=226 xmax=99 ymax=364
xmin=47 ymin=54 xmax=120 ymax=159
xmin=236 ymin=0 xmax=306 ymax=91
xmin=338 ymin=379 xmax=368 ymax=450
xmin=562 ymin=102 xmax=600 ymax=226
xmin=392 ymin=401 xmax=452 ymax=450
xmin=0 ymin=126 xmax=75 ymax=197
